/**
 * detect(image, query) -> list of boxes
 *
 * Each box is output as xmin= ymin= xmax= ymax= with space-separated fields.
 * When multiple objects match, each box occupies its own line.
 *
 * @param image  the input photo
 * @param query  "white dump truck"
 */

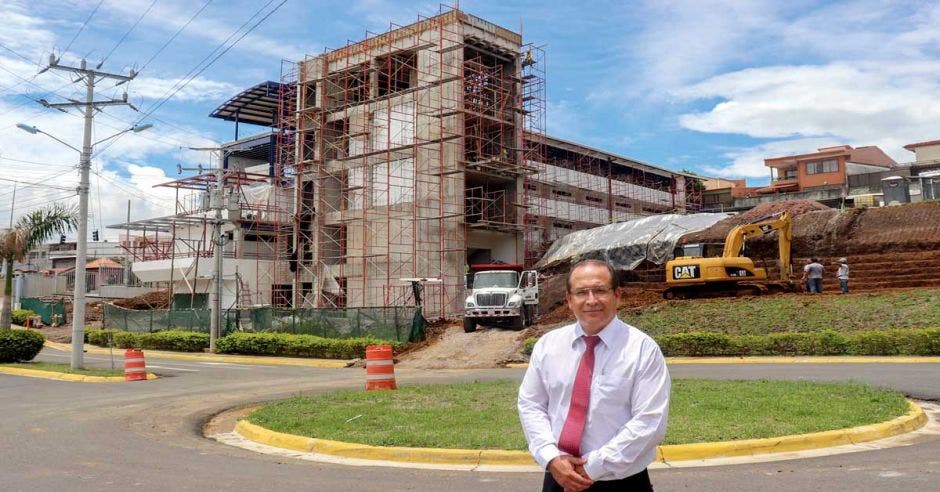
xmin=463 ymin=263 xmax=538 ymax=333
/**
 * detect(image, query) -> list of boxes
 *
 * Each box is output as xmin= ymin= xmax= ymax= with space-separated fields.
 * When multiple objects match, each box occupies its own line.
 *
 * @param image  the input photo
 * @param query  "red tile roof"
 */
xmin=848 ymin=146 xmax=896 ymax=167
xmin=85 ymin=258 xmax=123 ymax=270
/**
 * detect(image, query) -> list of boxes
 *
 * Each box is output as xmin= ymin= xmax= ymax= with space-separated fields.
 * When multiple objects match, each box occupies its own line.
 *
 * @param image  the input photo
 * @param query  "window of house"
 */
xmin=805 ymin=159 xmax=839 ymax=175
xmin=585 ymin=196 xmax=603 ymax=204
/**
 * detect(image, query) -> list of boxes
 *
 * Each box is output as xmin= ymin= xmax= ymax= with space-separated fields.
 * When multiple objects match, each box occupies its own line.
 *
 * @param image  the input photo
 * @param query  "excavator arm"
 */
xmin=721 ymin=212 xmax=792 ymax=280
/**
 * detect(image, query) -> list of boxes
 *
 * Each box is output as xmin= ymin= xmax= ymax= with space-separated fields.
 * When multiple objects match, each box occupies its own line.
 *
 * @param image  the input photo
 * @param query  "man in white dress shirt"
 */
xmin=518 ymin=259 xmax=670 ymax=491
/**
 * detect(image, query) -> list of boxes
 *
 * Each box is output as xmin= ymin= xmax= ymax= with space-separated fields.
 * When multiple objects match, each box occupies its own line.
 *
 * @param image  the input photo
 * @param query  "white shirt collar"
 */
xmin=571 ymin=316 xmax=626 ymax=349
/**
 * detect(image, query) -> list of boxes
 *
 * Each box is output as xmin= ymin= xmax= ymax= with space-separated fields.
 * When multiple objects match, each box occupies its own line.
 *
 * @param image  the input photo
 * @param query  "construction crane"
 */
xmin=663 ymin=212 xmax=794 ymax=299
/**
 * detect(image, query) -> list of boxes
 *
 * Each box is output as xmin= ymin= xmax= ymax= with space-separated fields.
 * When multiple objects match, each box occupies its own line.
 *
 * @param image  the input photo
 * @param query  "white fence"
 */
xmin=20 ymin=267 xmax=154 ymax=298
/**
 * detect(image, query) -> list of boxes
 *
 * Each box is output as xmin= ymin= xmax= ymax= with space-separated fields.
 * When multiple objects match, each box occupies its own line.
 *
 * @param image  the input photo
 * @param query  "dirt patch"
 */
xmin=112 ymin=290 xmax=171 ymax=310
xmin=396 ymin=324 xmax=528 ymax=368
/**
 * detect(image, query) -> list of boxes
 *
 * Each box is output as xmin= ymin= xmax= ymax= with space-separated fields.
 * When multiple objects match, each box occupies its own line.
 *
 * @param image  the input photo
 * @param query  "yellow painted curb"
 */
xmin=235 ymin=420 xmax=535 ymax=465
xmin=506 ymin=356 xmax=940 ymax=368
xmin=43 ymin=340 xmax=348 ymax=368
xmin=658 ymin=400 xmax=926 ymax=461
xmin=0 ymin=365 xmax=158 ymax=382
xmin=235 ymin=400 xmax=926 ymax=466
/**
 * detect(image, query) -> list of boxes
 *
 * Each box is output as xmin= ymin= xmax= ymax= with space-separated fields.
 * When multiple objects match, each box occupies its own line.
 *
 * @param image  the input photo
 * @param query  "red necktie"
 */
xmin=558 ymin=335 xmax=600 ymax=456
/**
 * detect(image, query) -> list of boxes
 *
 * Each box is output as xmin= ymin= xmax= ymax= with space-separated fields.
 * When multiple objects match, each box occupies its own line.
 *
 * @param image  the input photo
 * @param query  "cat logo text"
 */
xmin=673 ymin=265 xmax=700 ymax=280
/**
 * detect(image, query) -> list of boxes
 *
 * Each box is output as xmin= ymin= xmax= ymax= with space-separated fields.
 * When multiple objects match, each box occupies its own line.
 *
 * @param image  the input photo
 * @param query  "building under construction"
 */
xmin=112 ymin=8 xmax=700 ymax=319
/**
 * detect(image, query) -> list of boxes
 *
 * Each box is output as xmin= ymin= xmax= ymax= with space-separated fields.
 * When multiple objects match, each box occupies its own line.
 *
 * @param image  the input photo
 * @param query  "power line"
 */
xmin=100 ymin=0 xmax=159 ymax=66
xmin=0 ymin=191 xmax=80 ymax=216
xmin=0 ymin=176 xmax=76 ymax=191
xmin=90 ymin=168 xmax=171 ymax=208
xmin=98 ymin=0 xmax=286 ymax=156
xmin=62 ymin=0 xmax=105 ymax=55
xmin=140 ymin=0 xmax=281 ymax=119
xmin=0 ymin=154 xmax=78 ymax=169
xmin=137 ymin=0 xmax=214 ymax=74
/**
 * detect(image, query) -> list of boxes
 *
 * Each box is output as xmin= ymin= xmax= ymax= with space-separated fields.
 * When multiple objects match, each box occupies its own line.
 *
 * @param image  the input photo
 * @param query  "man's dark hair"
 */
xmin=811 ymin=257 xmax=818 ymax=263
xmin=566 ymin=259 xmax=619 ymax=292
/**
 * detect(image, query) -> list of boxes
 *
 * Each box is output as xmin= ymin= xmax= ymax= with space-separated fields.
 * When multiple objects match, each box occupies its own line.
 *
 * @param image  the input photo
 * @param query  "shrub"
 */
xmin=525 ymin=328 xmax=940 ymax=358
xmin=216 ymin=332 xmax=401 ymax=359
xmin=85 ymin=329 xmax=208 ymax=352
xmin=656 ymin=329 xmax=939 ymax=357
xmin=86 ymin=329 xmax=120 ymax=346
xmin=523 ymin=337 xmax=538 ymax=355
xmin=11 ymin=309 xmax=37 ymax=326
xmin=0 ymin=329 xmax=45 ymax=362
xmin=657 ymin=332 xmax=736 ymax=356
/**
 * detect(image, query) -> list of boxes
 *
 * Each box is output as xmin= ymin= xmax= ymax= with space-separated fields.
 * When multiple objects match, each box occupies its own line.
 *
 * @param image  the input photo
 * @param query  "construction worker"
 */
xmin=802 ymin=258 xmax=824 ymax=294
xmin=837 ymin=257 xmax=850 ymax=294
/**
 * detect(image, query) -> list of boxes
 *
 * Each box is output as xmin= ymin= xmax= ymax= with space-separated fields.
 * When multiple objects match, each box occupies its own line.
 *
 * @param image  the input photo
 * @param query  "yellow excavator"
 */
xmin=663 ymin=211 xmax=794 ymax=299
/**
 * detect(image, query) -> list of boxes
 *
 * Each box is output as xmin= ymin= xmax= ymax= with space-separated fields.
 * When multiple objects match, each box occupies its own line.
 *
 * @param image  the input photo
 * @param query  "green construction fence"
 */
xmin=19 ymin=297 xmax=67 ymax=325
xmin=101 ymin=304 xmax=425 ymax=343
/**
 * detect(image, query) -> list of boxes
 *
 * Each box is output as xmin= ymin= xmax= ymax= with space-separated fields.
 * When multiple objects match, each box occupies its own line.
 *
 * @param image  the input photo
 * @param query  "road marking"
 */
xmin=41 ymin=352 xmax=200 ymax=372
xmin=147 ymin=365 xmax=199 ymax=372
xmin=198 ymin=362 xmax=252 ymax=369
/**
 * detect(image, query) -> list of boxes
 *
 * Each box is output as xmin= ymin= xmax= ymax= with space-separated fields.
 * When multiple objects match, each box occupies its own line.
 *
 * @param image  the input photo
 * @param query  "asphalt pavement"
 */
xmin=0 ymin=347 xmax=935 ymax=491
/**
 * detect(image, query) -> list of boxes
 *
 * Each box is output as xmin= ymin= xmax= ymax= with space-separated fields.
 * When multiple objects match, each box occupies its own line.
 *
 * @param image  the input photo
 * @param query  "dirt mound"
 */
xmin=680 ymin=199 xmax=830 ymax=246
xmin=396 ymin=324 xmax=526 ymax=368
xmin=112 ymin=290 xmax=171 ymax=310
xmin=680 ymin=200 xmax=940 ymax=261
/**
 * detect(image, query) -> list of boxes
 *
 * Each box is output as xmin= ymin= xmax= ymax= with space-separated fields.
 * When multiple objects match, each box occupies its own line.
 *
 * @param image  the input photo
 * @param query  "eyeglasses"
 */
xmin=570 ymin=287 xmax=614 ymax=300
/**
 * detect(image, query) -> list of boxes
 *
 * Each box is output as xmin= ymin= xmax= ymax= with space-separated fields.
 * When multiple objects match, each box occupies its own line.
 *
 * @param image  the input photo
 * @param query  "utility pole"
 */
xmin=183 ymin=149 xmax=226 ymax=352
xmin=40 ymin=57 xmax=136 ymax=370
xmin=211 ymin=162 xmax=224 ymax=352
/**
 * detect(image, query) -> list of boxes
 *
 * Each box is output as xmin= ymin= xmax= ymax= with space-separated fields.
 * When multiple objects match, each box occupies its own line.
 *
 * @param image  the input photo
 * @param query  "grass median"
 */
xmin=247 ymin=379 xmax=908 ymax=449
xmin=622 ymin=289 xmax=940 ymax=335
xmin=0 ymin=361 xmax=125 ymax=377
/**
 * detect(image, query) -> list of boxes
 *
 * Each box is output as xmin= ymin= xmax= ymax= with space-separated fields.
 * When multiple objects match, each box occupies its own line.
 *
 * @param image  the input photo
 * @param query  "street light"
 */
xmin=17 ymin=121 xmax=152 ymax=369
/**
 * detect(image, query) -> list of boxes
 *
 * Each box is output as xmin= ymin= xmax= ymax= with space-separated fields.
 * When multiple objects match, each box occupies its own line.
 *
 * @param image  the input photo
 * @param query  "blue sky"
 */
xmin=1 ymin=0 xmax=939 ymax=238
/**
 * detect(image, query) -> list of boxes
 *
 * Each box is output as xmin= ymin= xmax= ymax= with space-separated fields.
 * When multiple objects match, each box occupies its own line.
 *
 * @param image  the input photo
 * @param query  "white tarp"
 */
xmin=534 ymin=213 xmax=730 ymax=271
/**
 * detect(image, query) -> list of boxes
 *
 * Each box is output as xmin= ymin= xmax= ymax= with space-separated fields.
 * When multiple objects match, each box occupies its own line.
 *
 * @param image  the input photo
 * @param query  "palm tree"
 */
xmin=0 ymin=204 xmax=78 ymax=330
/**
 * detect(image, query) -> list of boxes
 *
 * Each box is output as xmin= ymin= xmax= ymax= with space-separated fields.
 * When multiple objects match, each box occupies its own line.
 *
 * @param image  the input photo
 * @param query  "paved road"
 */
xmin=1 ymin=348 xmax=936 ymax=491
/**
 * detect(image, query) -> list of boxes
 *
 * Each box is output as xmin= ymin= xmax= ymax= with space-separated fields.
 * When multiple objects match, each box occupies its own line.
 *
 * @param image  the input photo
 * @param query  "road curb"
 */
xmin=233 ymin=400 xmax=926 ymax=467
xmin=0 ymin=365 xmax=157 ymax=382
xmin=504 ymin=356 xmax=940 ymax=368
xmin=43 ymin=340 xmax=348 ymax=368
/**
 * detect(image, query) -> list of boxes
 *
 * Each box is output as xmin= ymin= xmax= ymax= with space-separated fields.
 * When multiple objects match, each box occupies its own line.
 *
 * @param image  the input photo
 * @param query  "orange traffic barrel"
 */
xmin=365 ymin=345 xmax=397 ymax=390
xmin=124 ymin=348 xmax=147 ymax=381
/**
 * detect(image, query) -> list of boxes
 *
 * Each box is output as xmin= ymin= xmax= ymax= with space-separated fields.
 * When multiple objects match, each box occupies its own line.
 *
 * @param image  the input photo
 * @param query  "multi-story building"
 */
xmin=112 ymin=8 xmax=700 ymax=318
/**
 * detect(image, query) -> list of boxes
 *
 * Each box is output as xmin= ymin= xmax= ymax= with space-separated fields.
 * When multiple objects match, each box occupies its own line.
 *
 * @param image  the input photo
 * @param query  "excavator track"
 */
xmin=663 ymin=281 xmax=797 ymax=300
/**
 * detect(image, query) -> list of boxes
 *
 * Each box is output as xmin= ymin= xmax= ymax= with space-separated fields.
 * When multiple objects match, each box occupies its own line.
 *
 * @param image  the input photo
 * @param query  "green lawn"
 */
xmin=247 ymin=379 xmax=909 ymax=449
xmin=622 ymin=289 xmax=940 ymax=336
xmin=0 ymin=361 xmax=125 ymax=377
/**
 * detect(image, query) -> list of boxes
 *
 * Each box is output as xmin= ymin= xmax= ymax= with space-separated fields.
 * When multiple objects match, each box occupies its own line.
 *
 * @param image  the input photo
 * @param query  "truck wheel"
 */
xmin=463 ymin=317 xmax=477 ymax=333
xmin=511 ymin=313 xmax=525 ymax=330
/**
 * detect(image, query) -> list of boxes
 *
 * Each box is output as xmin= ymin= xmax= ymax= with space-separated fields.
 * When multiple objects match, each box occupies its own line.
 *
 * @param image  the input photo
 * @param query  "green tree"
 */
xmin=0 ymin=204 xmax=78 ymax=330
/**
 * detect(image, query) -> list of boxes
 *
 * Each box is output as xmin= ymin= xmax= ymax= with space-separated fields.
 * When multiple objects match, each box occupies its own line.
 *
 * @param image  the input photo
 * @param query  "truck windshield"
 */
xmin=474 ymin=271 xmax=519 ymax=288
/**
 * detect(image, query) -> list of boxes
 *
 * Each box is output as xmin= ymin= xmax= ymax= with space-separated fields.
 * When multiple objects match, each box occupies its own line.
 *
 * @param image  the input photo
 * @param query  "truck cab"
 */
xmin=463 ymin=264 xmax=538 ymax=332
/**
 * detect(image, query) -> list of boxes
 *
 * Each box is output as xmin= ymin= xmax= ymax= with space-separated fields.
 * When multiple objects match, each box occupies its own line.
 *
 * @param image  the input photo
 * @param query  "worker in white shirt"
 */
xmin=518 ymin=259 xmax=670 ymax=492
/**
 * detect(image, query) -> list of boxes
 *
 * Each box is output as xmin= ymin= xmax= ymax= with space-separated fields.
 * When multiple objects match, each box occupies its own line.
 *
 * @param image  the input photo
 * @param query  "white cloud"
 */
xmin=675 ymin=61 xmax=940 ymax=165
xmin=701 ymin=138 xmax=837 ymax=179
xmin=102 ymin=0 xmax=307 ymax=61
xmin=0 ymin=95 xmax=218 ymax=238
xmin=129 ymin=76 xmax=240 ymax=102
